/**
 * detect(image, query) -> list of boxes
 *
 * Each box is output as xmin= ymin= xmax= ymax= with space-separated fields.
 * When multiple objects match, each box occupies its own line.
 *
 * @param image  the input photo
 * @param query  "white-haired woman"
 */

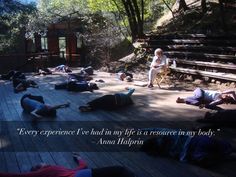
xmin=147 ymin=48 xmax=167 ymax=88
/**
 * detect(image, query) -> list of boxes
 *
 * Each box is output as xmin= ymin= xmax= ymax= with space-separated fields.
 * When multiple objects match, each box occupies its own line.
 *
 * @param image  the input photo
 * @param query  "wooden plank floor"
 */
xmin=0 ymin=70 xmax=236 ymax=177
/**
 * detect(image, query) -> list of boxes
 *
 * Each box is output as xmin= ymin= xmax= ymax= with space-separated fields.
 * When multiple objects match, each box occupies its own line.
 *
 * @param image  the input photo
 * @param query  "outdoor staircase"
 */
xmin=140 ymin=33 xmax=236 ymax=83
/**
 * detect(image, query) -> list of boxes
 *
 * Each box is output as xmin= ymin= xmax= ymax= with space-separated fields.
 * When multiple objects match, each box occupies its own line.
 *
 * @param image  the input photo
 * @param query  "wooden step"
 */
xmin=145 ymin=33 xmax=236 ymax=40
xmin=169 ymin=59 xmax=236 ymax=71
xmin=170 ymin=67 xmax=236 ymax=82
xmin=143 ymin=45 xmax=236 ymax=54
xmin=164 ymin=51 xmax=236 ymax=61
xmin=147 ymin=39 xmax=236 ymax=46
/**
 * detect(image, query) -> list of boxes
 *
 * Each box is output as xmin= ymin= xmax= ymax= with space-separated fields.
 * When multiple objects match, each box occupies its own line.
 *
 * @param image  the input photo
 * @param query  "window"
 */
xmin=59 ymin=37 xmax=66 ymax=58
xmin=41 ymin=37 xmax=48 ymax=50
xmin=76 ymin=32 xmax=82 ymax=48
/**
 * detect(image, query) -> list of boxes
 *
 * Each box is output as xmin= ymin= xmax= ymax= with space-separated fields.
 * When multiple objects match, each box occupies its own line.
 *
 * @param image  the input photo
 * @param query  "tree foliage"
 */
xmin=0 ymin=0 xmax=36 ymax=54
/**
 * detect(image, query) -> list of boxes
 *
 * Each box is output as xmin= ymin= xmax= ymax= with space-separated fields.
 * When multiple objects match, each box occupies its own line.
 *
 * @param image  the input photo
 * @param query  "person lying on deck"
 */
xmin=0 ymin=70 xmax=20 ymax=80
xmin=176 ymin=88 xmax=236 ymax=110
xmin=33 ymin=68 xmax=53 ymax=76
xmin=117 ymin=71 xmax=133 ymax=82
xmin=55 ymin=73 xmax=98 ymax=92
xmin=147 ymin=48 xmax=167 ymax=88
xmin=140 ymin=128 xmax=234 ymax=167
xmin=80 ymin=66 xmax=94 ymax=75
xmin=197 ymin=109 xmax=236 ymax=128
xmin=0 ymin=153 xmax=135 ymax=177
xmin=21 ymin=94 xmax=70 ymax=118
xmin=12 ymin=72 xmax=38 ymax=93
xmin=54 ymin=64 xmax=72 ymax=73
xmin=79 ymin=88 xmax=135 ymax=112
xmin=55 ymin=81 xmax=99 ymax=92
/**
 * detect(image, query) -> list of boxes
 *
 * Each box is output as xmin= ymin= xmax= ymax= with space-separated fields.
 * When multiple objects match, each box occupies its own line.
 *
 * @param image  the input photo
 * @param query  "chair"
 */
xmin=154 ymin=65 xmax=171 ymax=88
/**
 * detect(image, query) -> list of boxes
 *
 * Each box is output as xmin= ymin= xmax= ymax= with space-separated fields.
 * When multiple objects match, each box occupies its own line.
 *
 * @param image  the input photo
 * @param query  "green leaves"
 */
xmin=0 ymin=0 xmax=36 ymax=54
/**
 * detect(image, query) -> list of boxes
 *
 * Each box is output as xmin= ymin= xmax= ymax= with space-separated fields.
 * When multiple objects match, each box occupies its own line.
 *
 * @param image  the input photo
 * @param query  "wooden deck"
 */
xmin=0 ymin=70 xmax=236 ymax=177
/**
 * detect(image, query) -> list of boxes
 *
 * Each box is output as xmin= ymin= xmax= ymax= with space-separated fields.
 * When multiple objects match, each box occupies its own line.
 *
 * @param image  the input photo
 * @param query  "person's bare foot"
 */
xmin=79 ymin=106 xmax=92 ymax=112
xmin=176 ymin=97 xmax=185 ymax=103
xmin=30 ymin=163 xmax=47 ymax=171
xmin=147 ymin=84 xmax=153 ymax=88
xmin=125 ymin=87 xmax=133 ymax=90
xmin=73 ymin=152 xmax=82 ymax=163
xmin=64 ymin=101 xmax=70 ymax=108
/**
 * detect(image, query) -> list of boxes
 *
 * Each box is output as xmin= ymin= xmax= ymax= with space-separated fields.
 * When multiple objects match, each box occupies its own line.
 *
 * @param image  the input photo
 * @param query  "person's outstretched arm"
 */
xmin=126 ymin=88 xmax=135 ymax=97
xmin=50 ymin=102 xmax=70 ymax=110
xmin=221 ymin=90 xmax=236 ymax=101
xmin=204 ymin=99 xmax=224 ymax=110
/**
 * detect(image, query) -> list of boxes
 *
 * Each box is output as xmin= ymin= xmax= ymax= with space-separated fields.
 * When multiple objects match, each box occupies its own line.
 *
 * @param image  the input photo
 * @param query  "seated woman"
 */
xmin=147 ymin=48 xmax=167 ymax=88
xmin=176 ymin=88 xmax=236 ymax=110
xmin=141 ymin=129 xmax=234 ymax=167
xmin=12 ymin=72 xmax=38 ymax=93
xmin=0 ymin=153 xmax=135 ymax=177
xmin=79 ymin=88 xmax=135 ymax=112
xmin=21 ymin=94 xmax=70 ymax=118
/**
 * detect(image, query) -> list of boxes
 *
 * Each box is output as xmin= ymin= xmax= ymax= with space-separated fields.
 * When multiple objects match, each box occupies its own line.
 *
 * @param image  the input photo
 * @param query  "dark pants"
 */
xmin=93 ymin=166 xmax=135 ymax=177
xmin=13 ymin=79 xmax=37 ymax=88
xmin=88 ymin=95 xmax=117 ymax=110
xmin=1 ymin=70 xmax=16 ymax=80
xmin=188 ymin=136 xmax=232 ymax=166
xmin=202 ymin=110 xmax=236 ymax=127
xmin=55 ymin=81 xmax=89 ymax=92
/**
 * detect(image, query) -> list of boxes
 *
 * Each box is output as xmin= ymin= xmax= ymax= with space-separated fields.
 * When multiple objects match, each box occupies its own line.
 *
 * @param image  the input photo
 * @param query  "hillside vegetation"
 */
xmin=154 ymin=0 xmax=236 ymax=35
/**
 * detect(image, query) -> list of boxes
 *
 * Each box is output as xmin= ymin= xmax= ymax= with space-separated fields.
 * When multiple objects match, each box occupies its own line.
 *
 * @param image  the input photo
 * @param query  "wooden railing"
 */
xmin=0 ymin=51 xmax=68 ymax=73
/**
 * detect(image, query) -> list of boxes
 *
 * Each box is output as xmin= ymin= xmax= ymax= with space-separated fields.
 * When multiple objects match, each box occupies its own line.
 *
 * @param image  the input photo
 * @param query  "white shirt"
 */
xmin=204 ymin=90 xmax=221 ymax=102
xmin=150 ymin=55 xmax=167 ymax=68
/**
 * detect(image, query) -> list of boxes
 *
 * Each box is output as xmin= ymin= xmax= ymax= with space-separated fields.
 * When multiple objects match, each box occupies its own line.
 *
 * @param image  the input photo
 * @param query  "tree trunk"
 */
xmin=162 ymin=0 xmax=175 ymax=18
xmin=112 ymin=0 xmax=131 ymax=37
xmin=218 ymin=0 xmax=227 ymax=32
xmin=126 ymin=0 xmax=138 ymax=39
xmin=177 ymin=0 xmax=189 ymax=11
xmin=131 ymin=0 xmax=143 ymax=37
xmin=141 ymin=0 xmax=144 ymax=24
xmin=122 ymin=0 xmax=138 ymax=41
xmin=201 ymin=0 xmax=207 ymax=14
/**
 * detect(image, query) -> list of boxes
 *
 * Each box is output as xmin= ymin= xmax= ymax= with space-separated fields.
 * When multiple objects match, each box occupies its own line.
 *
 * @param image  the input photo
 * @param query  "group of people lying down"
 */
xmin=0 ymin=153 xmax=135 ymax=177
xmin=21 ymin=86 xmax=236 ymax=117
xmin=0 ymin=65 xmax=95 ymax=93
xmin=34 ymin=65 xmax=94 ymax=76
xmin=21 ymin=88 xmax=135 ymax=118
xmin=2 ymin=65 xmax=234 ymax=119
xmin=0 ymin=70 xmax=38 ymax=93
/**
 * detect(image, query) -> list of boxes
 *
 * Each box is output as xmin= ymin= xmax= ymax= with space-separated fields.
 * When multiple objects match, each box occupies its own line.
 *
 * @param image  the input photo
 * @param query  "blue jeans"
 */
xmin=185 ymin=88 xmax=204 ymax=106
